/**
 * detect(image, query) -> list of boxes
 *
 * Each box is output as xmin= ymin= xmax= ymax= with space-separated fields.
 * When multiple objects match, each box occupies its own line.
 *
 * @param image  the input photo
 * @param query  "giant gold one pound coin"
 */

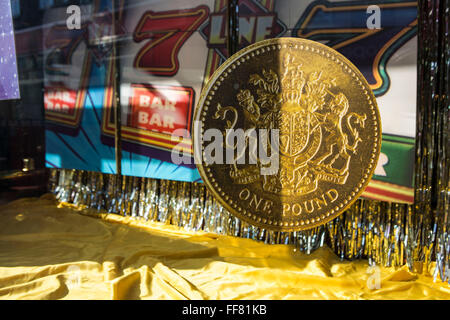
xmin=193 ymin=38 xmax=381 ymax=231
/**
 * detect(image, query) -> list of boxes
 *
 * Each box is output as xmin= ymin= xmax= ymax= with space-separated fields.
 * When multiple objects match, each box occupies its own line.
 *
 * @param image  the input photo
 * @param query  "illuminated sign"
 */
xmin=0 ymin=0 xmax=20 ymax=101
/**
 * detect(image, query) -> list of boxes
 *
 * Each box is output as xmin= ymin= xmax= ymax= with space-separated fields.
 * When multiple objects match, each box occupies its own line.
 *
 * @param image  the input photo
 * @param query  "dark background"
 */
xmin=0 ymin=0 xmax=91 ymax=202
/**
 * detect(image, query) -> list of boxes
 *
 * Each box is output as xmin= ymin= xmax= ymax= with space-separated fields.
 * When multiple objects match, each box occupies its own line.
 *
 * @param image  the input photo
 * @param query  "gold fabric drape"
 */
xmin=0 ymin=195 xmax=448 ymax=300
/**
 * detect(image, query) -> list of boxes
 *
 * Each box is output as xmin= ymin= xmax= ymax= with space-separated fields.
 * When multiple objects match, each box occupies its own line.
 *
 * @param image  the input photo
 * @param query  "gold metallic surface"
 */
xmin=194 ymin=38 xmax=381 ymax=231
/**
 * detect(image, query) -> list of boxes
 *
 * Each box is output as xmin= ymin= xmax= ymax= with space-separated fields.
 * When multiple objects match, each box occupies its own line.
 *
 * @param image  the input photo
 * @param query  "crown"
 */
xmin=280 ymin=54 xmax=306 ymax=105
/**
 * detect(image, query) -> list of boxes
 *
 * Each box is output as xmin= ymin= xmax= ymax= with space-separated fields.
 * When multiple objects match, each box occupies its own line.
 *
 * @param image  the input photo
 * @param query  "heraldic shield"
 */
xmin=213 ymin=52 xmax=366 ymax=197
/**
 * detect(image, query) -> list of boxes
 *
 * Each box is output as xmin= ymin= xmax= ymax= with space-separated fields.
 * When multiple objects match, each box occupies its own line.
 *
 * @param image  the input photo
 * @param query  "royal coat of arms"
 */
xmin=214 ymin=53 xmax=367 ymax=196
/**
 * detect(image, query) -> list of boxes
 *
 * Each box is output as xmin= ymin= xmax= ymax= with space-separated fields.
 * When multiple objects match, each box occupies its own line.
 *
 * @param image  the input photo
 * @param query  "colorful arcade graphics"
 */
xmin=44 ymin=0 xmax=417 ymax=203
xmin=290 ymin=0 xmax=417 ymax=203
xmin=107 ymin=0 xmax=211 ymax=180
xmin=44 ymin=0 xmax=117 ymax=173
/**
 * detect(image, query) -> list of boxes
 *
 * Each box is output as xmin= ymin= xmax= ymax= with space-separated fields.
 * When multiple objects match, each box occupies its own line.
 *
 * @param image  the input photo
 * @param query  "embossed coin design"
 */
xmin=194 ymin=38 xmax=381 ymax=231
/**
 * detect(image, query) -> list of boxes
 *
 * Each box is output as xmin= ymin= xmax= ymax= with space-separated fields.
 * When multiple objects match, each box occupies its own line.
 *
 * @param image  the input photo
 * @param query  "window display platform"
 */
xmin=0 ymin=195 xmax=448 ymax=300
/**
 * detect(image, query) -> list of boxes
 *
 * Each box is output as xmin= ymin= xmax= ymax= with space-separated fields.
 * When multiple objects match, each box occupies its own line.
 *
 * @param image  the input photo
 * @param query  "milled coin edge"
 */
xmin=193 ymin=37 xmax=382 ymax=232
